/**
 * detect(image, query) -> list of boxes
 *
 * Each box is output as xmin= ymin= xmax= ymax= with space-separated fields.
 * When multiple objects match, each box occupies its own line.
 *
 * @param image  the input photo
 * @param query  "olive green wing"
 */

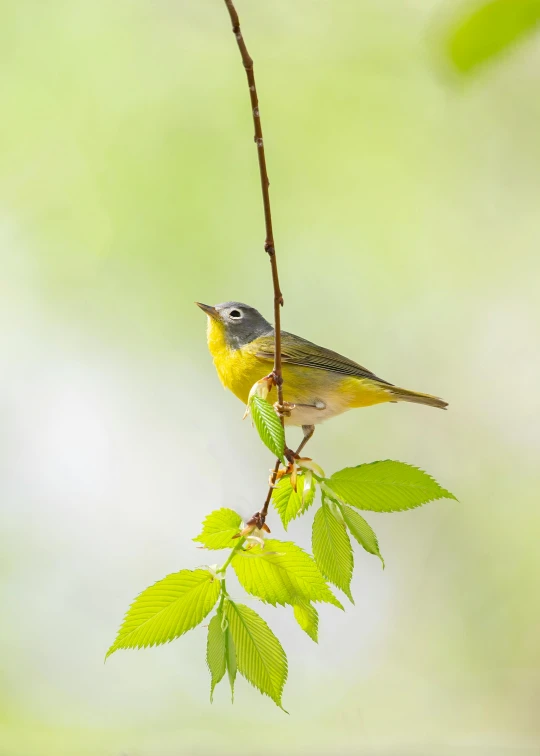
xmin=253 ymin=331 xmax=393 ymax=385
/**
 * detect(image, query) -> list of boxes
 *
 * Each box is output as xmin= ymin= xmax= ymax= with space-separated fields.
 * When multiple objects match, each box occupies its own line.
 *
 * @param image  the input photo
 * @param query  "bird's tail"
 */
xmin=389 ymin=385 xmax=448 ymax=410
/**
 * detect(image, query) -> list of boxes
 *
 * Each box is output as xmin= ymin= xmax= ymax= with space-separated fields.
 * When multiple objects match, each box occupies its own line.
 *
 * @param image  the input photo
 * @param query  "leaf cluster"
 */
xmin=107 ymin=413 xmax=455 ymax=710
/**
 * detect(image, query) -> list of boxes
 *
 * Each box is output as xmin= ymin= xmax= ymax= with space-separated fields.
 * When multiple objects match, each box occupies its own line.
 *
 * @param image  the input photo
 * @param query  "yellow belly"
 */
xmin=207 ymin=321 xmax=392 ymax=426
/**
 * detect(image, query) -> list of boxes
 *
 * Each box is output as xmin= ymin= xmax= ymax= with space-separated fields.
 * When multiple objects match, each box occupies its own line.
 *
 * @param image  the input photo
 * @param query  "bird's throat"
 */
xmin=205 ymin=316 xmax=265 ymax=404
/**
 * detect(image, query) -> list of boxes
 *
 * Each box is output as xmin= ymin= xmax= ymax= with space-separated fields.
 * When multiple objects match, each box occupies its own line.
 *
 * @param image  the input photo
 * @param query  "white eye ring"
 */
xmin=229 ymin=309 xmax=243 ymax=319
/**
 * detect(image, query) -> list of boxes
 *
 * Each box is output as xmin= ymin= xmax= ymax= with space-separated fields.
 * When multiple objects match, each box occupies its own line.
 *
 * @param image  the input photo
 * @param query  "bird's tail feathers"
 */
xmin=389 ymin=386 xmax=448 ymax=410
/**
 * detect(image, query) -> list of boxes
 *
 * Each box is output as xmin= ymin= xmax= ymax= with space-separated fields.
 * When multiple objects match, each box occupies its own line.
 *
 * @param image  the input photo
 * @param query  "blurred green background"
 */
xmin=1 ymin=1 xmax=539 ymax=754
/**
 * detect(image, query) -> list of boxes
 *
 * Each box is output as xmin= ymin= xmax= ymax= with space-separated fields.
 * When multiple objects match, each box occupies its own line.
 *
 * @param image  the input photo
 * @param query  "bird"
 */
xmin=196 ymin=301 xmax=447 ymax=455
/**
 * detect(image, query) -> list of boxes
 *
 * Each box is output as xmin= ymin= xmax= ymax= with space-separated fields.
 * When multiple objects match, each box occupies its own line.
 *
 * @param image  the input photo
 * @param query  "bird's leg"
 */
xmin=281 ymin=446 xmax=297 ymax=464
xmin=281 ymin=427 xmax=315 ymax=489
xmin=274 ymin=403 xmax=322 ymax=464
xmin=295 ymin=424 xmax=315 ymax=456
xmin=282 ymin=424 xmax=316 ymax=466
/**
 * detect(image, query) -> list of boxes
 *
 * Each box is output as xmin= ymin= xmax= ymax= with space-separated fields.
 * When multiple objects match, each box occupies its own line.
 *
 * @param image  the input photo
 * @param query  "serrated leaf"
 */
xmin=272 ymin=474 xmax=316 ymax=529
xmin=224 ymin=618 xmax=237 ymax=702
xmin=250 ymin=395 xmax=286 ymax=463
xmin=293 ymin=601 xmax=318 ymax=643
xmin=225 ymin=599 xmax=288 ymax=711
xmin=193 ymin=508 xmax=242 ymax=550
xmin=207 ymin=612 xmax=226 ymax=702
xmin=340 ymin=504 xmax=385 ymax=568
xmin=106 ymin=569 xmax=220 ymax=658
xmin=312 ymin=499 xmax=354 ymax=602
xmin=445 ymin=0 xmax=540 ymax=75
xmin=325 ymin=461 xmax=456 ymax=513
xmin=232 ymin=538 xmax=343 ymax=610
xmin=207 ymin=606 xmax=237 ymax=702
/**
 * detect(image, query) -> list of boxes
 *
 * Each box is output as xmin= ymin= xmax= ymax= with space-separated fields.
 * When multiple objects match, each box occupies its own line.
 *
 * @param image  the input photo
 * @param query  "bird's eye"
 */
xmin=229 ymin=309 xmax=242 ymax=320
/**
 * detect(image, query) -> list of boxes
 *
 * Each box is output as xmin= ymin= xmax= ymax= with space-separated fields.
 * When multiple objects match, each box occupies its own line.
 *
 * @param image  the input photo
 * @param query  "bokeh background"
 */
xmin=2 ymin=1 xmax=539 ymax=754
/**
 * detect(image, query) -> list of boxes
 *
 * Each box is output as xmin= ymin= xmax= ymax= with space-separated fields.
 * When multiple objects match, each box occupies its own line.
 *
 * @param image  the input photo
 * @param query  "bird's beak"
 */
xmin=195 ymin=302 xmax=219 ymax=320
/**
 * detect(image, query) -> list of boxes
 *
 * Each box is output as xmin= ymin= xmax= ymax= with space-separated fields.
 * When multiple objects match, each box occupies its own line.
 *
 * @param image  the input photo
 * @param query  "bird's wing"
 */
xmin=253 ymin=331 xmax=393 ymax=385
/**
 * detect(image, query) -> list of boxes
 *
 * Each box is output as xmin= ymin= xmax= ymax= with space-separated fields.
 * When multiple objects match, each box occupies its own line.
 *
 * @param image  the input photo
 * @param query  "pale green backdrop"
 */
xmin=1 ymin=1 xmax=539 ymax=754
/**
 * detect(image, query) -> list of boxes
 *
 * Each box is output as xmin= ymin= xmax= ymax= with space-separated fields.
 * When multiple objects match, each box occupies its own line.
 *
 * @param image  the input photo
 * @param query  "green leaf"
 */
xmin=193 ymin=508 xmax=242 ymax=550
xmin=106 ymin=569 xmax=220 ymax=658
xmin=293 ymin=601 xmax=318 ymax=643
xmin=207 ymin=612 xmax=226 ymax=702
xmin=232 ymin=538 xmax=343 ymax=610
xmin=224 ymin=617 xmax=237 ymax=702
xmin=312 ymin=499 xmax=354 ymax=602
xmin=250 ymin=395 xmax=286 ymax=463
xmin=272 ymin=473 xmax=316 ymax=529
xmin=225 ymin=599 xmax=288 ymax=711
xmin=207 ymin=605 xmax=237 ymax=702
xmin=340 ymin=504 xmax=385 ymax=569
xmin=325 ymin=461 xmax=456 ymax=513
xmin=445 ymin=0 xmax=540 ymax=75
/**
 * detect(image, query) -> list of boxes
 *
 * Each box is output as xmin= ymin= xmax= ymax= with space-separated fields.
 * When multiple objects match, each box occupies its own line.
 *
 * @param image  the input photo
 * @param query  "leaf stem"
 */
xmin=218 ymin=580 xmax=228 ymax=611
xmin=218 ymin=536 xmax=246 ymax=575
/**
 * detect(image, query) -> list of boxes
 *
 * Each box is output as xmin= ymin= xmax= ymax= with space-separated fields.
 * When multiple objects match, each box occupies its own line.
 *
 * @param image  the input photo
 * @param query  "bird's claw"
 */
xmin=284 ymin=446 xmax=300 ymax=463
xmin=273 ymin=401 xmax=295 ymax=418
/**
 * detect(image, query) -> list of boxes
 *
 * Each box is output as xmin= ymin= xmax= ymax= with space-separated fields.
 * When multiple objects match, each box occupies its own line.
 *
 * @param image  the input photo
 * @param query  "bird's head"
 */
xmin=195 ymin=301 xmax=272 ymax=349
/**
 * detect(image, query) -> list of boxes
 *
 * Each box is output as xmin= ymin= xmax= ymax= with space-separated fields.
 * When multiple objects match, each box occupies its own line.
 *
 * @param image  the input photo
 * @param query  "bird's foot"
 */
xmin=284 ymin=446 xmax=300 ymax=464
xmin=273 ymin=401 xmax=296 ymax=418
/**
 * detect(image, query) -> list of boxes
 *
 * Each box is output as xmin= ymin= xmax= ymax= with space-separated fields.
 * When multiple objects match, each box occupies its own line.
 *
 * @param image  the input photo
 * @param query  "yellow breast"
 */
xmin=206 ymin=318 xmax=265 ymax=403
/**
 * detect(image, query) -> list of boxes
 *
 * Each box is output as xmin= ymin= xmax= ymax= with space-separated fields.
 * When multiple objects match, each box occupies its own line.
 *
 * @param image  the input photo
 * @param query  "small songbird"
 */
xmin=197 ymin=301 xmax=447 ymax=453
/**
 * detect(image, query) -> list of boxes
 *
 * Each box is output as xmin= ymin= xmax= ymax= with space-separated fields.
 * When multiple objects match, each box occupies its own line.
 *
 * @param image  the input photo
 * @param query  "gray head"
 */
xmin=195 ymin=301 xmax=273 ymax=349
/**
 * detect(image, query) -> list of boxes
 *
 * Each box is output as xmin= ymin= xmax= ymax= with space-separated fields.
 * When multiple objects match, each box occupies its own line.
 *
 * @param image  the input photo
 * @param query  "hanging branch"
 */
xmin=223 ymin=0 xmax=285 ymax=527
xmin=107 ymin=7 xmax=456 ymax=709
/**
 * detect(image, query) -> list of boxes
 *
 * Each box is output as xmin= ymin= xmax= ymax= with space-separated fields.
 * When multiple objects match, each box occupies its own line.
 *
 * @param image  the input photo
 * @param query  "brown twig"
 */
xmin=223 ymin=0 xmax=286 ymax=525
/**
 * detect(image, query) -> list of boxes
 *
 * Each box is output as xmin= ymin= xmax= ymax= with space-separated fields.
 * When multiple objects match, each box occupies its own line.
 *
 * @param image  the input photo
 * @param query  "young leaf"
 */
xmin=224 ymin=618 xmax=237 ymax=702
xmin=225 ymin=599 xmax=288 ymax=711
xmin=445 ymin=0 xmax=540 ymax=75
xmin=249 ymin=394 xmax=286 ymax=463
xmin=272 ymin=473 xmax=316 ymax=529
xmin=325 ymin=461 xmax=456 ymax=513
xmin=193 ymin=508 xmax=242 ymax=550
xmin=207 ymin=612 xmax=226 ymax=702
xmin=293 ymin=601 xmax=319 ymax=643
xmin=340 ymin=504 xmax=385 ymax=568
xmin=312 ymin=498 xmax=354 ymax=602
xmin=207 ymin=605 xmax=237 ymax=702
xmin=106 ymin=569 xmax=220 ymax=658
xmin=232 ymin=538 xmax=343 ymax=610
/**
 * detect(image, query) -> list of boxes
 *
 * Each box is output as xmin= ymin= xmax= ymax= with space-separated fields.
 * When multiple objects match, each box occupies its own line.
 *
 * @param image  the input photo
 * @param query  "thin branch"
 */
xmin=262 ymin=458 xmax=282 ymax=516
xmin=223 ymin=0 xmax=286 ymax=525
